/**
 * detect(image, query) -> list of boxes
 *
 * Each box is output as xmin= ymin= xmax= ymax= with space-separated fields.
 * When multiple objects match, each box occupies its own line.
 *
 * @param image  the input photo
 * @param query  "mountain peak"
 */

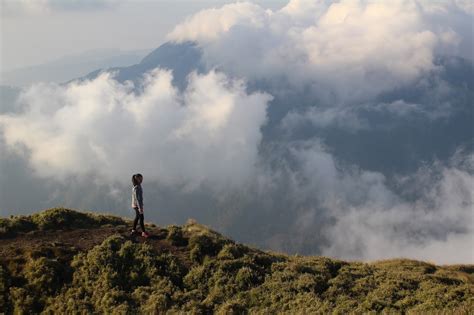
xmin=78 ymin=41 xmax=203 ymax=90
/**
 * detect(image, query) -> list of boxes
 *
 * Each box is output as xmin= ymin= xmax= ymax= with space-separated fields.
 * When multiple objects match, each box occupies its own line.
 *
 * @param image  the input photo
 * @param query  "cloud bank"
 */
xmin=241 ymin=140 xmax=473 ymax=264
xmin=169 ymin=0 xmax=472 ymax=101
xmin=0 ymin=69 xmax=271 ymax=191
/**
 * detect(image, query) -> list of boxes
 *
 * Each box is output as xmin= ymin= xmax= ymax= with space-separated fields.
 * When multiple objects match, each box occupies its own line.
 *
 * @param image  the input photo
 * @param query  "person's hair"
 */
xmin=131 ymin=173 xmax=143 ymax=186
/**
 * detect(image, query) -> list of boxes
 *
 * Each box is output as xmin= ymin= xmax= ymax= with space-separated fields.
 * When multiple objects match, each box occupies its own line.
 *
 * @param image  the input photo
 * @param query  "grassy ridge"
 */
xmin=0 ymin=208 xmax=473 ymax=314
xmin=0 ymin=208 xmax=127 ymax=237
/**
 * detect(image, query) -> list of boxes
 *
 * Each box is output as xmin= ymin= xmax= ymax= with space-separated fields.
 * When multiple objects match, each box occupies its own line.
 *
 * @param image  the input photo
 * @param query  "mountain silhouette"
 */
xmin=82 ymin=42 xmax=203 ymax=90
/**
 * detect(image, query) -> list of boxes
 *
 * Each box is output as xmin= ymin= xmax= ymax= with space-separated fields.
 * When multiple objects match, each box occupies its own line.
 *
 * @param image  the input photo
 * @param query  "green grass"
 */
xmin=0 ymin=207 xmax=127 ymax=237
xmin=1 ymin=208 xmax=472 ymax=314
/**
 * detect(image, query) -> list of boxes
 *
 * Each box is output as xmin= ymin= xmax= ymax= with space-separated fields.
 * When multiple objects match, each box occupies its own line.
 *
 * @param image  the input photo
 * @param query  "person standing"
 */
xmin=131 ymin=173 xmax=150 ymax=238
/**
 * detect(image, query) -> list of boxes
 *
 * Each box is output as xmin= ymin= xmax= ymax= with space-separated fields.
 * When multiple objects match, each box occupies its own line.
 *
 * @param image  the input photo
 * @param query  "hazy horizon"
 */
xmin=1 ymin=0 xmax=288 ymax=73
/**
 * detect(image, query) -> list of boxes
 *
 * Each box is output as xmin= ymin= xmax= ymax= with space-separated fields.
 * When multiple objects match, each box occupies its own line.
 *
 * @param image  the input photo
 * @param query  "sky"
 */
xmin=1 ymin=0 xmax=287 ymax=72
xmin=0 ymin=0 xmax=472 ymax=264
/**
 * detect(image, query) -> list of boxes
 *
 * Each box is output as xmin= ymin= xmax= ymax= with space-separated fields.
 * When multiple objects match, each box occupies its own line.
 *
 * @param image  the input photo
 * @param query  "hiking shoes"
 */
xmin=141 ymin=231 xmax=150 ymax=238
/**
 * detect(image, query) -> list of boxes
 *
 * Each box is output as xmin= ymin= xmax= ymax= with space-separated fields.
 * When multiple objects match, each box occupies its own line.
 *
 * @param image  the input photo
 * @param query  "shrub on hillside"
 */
xmin=166 ymin=225 xmax=188 ymax=246
xmin=0 ymin=265 xmax=11 ymax=313
xmin=0 ymin=208 xmax=127 ymax=236
xmin=188 ymin=233 xmax=229 ymax=263
xmin=24 ymin=257 xmax=67 ymax=295
xmin=217 ymin=243 xmax=247 ymax=260
xmin=5 ymin=256 xmax=71 ymax=314
xmin=45 ymin=234 xmax=187 ymax=313
xmin=0 ymin=216 xmax=36 ymax=236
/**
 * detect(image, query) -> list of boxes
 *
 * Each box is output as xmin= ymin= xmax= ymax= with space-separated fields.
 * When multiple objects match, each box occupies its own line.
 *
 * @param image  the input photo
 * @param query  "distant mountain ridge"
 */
xmin=0 ymin=208 xmax=473 ymax=313
xmin=82 ymin=42 xmax=203 ymax=90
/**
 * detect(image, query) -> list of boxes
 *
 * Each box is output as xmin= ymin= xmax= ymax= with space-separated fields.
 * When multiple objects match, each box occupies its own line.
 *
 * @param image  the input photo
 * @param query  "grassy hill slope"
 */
xmin=1 ymin=208 xmax=473 ymax=314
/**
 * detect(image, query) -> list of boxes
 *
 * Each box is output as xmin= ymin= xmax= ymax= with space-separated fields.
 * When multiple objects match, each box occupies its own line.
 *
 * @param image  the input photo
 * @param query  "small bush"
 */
xmin=10 ymin=287 xmax=37 ymax=314
xmin=216 ymin=300 xmax=247 ymax=315
xmin=188 ymin=234 xmax=226 ymax=263
xmin=24 ymin=257 xmax=66 ymax=295
xmin=218 ymin=243 xmax=246 ymax=260
xmin=183 ymin=265 xmax=212 ymax=291
xmin=235 ymin=267 xmax=259 ymax=290
xmin=0 ymin=265 xmax=11 ymax=313
xmin=1 ymin=216 xmax=37 ymax=237
xmin=140 ymin=291 xmax=171 ymax=313
xmin=166 ymin=225 xmax=188 ymax=246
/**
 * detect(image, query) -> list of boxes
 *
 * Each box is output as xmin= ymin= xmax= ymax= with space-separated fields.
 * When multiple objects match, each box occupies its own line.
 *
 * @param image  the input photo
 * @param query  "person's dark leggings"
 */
xmin=133 ymin=208 xmax=146 ymax=232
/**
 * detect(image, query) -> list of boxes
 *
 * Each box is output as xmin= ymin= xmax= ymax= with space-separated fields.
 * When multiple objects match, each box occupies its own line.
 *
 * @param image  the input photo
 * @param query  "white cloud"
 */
xmin=454 ymin=0 xmax=474 ymax=14
xmin=321 ymin=164 xmax=474 ymax=264
xmin=0 ymin=69 xmax=271 ymax=191
xmin=167 ymin=2 xmax=270 ymax=43
xmin=168 ymin=0 xmax=472 ymax=102
xmin=264 ymin=141 xmax=473 ymax=264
